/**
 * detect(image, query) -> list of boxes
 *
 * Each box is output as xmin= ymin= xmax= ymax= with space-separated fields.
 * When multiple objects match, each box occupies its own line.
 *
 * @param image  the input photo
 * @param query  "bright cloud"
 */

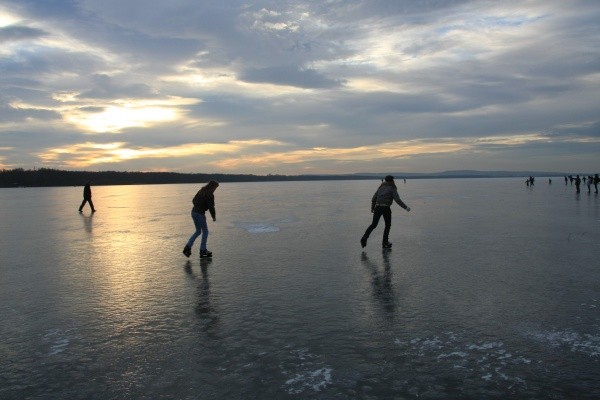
xmin=211 ymin=139 xmax=467 ymax=169
xmin=64 ymin=103 xmax=183 ymax=133
xmin=59 ymin=96 xmax=201 ymax=133
xmin=37 ymin=139 xmax=285 ymax=168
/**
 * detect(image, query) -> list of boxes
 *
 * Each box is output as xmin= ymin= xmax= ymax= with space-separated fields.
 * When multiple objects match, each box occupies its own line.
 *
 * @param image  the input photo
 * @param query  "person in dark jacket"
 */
xmin=78 ymin=181 xmax=96 ymax=213
xmin=183 ymin=180 xmax=219 ymax=258
xmin=361 ymin=175 xmax=410 ymax=249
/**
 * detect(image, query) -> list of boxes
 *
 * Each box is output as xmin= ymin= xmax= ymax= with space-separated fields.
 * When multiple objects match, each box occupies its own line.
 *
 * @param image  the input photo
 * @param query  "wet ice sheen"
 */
xmin=1 ymin=179 xmax=599 ymax=399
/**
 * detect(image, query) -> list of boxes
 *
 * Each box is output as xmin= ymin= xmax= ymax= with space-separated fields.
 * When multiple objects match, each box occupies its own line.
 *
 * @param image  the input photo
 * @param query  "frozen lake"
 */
xmin=1 ymin=178 xmax=599 ymax=399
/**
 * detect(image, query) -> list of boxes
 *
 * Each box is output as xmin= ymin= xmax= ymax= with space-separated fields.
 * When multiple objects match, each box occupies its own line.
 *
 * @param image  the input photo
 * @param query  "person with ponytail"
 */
xmin=360 ymin=175 xmax=410 ymax=249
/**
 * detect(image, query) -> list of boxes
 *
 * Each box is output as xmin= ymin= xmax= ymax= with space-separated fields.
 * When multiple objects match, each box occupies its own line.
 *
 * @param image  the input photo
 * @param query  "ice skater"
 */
xmin=183 ymin=180 xmax=219 ymax=258
xmin=78 ymin=181 xmax=96 ymax=213
xmin=594 ymin=174 xmax=599 ymax=194
xmin=360 ymin=175 xmax=410 ymax=249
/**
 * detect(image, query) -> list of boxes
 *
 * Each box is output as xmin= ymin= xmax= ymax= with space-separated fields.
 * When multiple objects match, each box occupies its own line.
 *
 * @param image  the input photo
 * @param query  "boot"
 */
xmin=360 ymin=237 xmax=367 ymax=248
xmin=200 ymin=249 xmax=213 ymax=258
xmin=382 ymin=242 xmax=392 ymax=249
xmin=183 ymin=245 xmax=192 ymax=258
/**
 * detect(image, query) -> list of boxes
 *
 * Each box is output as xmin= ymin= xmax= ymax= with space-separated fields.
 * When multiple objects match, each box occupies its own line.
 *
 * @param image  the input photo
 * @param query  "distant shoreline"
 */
xmin=0 ymin=168 xmax=576 ymax=188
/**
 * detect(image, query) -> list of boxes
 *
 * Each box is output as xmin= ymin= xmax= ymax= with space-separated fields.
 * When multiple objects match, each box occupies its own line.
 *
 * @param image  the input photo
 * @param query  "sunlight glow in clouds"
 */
xmin=63 ymin=98 xmax=200 ymax=133
xmin=0 ymin=9 xmax=19 ymax=27
xmin=37 ymin=140 xmax=284 ymax=168
xmin=68 ymin=105 xmax=178 ymax=133
xmin=211 ymin=139 xmax=469 ymax=170
xmin=31 ymin=131 xmax=600 ymax=171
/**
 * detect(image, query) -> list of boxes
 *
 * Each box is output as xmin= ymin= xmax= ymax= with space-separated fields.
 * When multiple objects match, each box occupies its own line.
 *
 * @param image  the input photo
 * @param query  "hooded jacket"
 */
xmin=371 ymin=182 xmax=408 ymax=211
xmin=192 ymin=190 xmax=216 ymax=220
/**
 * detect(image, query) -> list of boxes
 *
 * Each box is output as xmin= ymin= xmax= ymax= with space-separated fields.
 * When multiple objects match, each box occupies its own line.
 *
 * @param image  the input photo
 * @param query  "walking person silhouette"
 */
xmin=360 ymin=175 xmax=410 ymax=249
xmin=78 ymin=181 xmax=96 ymax=213
xmin=183 ymin=180 xmax=219 ymax=258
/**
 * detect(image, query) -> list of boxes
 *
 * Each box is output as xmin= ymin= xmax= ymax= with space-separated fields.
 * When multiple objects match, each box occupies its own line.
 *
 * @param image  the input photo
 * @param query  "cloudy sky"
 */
xmin=1 ymin=1 xmax=598 ymax=174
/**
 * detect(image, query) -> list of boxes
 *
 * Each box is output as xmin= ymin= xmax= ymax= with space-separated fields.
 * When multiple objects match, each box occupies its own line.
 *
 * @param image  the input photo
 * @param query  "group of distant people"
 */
xmin=526 ymin=174 xmax=599 ymax=194
xmin=564 ymin=174 xmax=600 ymax=194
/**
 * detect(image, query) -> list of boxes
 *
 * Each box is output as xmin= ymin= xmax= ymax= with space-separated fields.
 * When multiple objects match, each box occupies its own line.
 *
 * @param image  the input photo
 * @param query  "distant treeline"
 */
xmin=0 ymin=168 xmax=376 ymax=188
xmin=0 ymin=168 xmax=573 ymax=188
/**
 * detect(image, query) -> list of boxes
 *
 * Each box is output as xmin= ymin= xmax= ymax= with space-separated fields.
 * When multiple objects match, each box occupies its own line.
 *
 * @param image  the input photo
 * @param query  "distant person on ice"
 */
xmin=183 ymin=180 xmax=219 ymax=258
xmin=360 ymin=175 xmax=410 ymax=249
xmin=78 ymin=181 xmax=96 ymax=213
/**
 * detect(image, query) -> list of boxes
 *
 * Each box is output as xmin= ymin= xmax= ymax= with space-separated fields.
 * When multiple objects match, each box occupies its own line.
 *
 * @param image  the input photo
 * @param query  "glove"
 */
xmin=406 ymin=206 xmax=411 ymax=212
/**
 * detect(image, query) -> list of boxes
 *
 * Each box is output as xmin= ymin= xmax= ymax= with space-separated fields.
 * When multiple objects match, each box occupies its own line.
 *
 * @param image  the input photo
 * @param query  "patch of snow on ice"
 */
xmin=237 ymin=222 xmax=280 ymax=233
xmin=525 ymin=329 xmax=600 ymax=357
xmin=43 ymin=329 xmax=72 ymax=356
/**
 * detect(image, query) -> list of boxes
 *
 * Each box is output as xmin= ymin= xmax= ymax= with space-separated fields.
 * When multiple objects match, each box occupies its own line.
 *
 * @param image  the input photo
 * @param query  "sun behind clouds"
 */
xmin=63 ymin=98 xmax=200 ymax=134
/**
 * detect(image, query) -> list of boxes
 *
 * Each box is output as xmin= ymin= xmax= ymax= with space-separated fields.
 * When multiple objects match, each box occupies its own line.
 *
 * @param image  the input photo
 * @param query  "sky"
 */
xmin=0 ymin=0 xmax=598 ymax=175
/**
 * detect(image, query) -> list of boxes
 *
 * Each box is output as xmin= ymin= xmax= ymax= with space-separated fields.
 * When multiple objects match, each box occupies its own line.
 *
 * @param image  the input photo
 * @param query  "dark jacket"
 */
xmin=371 ymin=182 xmax=408 ymax=211
xmin=192 ymin=190 xmax=216 ymax=220
xmin=83 ymin=184 xmax=92 ymax=199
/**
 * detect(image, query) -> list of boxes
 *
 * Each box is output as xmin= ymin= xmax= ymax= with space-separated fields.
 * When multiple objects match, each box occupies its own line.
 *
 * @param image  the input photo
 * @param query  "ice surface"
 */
xmin=1 ymin=179 xmax=599 ymax=399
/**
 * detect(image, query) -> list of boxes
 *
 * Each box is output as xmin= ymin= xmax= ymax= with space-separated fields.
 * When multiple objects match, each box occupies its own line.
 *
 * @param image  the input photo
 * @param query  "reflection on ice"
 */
xmin=361 ymin=251 xmax=396 ymax=316
xmin=185 ymin=260 xmax=220 ymax=332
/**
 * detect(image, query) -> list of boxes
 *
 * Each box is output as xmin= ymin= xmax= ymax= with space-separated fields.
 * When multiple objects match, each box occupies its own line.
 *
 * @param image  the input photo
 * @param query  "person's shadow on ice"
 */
xmin=185 ymin=260 xmax=220 ymax=333
xmin=80 ymin=212 xmax=94 ymax=233
xmin=361 ymin=251 xmax=396 ymax=317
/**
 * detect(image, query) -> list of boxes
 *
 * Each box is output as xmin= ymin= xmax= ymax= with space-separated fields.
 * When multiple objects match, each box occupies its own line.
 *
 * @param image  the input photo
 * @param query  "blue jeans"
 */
xmin=186 ymin=211 xmax=209 ymax=251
